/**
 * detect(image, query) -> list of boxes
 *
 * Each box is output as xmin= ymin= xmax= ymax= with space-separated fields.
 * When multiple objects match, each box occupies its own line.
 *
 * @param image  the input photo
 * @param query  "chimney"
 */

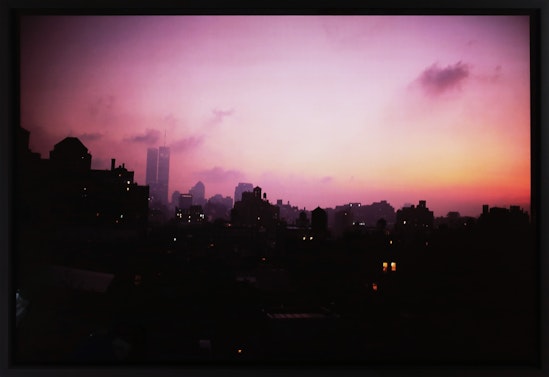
xmin=111 ymin=158 xmax=115 ymax=171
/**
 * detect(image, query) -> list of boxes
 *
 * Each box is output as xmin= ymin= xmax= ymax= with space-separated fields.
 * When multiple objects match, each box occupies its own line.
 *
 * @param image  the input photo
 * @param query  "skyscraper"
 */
xmin=146 ymin=146 xmax=170 ymax=205
xmin=189 ymin=181 xmax=206 ymax=207
xmin=157 ymin=146 xmax=170 ymax=204
xmin=234 ymin=182 xmax=253 ymax=205
xmin=145 ymin=148 xmax=158 ymax=187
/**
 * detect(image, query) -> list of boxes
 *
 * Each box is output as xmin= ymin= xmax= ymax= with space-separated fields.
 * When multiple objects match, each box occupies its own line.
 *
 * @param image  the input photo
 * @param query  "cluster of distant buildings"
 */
xmin=16 ymin=128 xmax=530 ymax=242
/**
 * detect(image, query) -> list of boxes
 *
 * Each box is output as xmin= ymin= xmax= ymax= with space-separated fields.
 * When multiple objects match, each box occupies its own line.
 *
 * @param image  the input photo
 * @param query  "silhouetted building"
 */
xmin=311 ymin=207 xmax=328 ymax=239
xmin=478 ymin=204 xmax=529 ymax=230
xmin=276 ymin=200 xmax=301 ymax=225
xmin=333 ymin=208 xmax=353 ymax=237
xmin=190 ymin=181 xmax=206 ymax=207
xmin=178 ymin=193 xmax=193 ymax=210
xmin=296 ymin=211 xmax=310 ymax=228
xmin=50 ymin=137 xmax=92 ymax=172
xmin=157 ymin=146 xmax=170 ymax=204
xmin=231 ymin=186 xmax=279 ymax=230
xmin=145 ymin=146 xmax=170 ymax=206
xmin=204 ymin=194 xmax=233 ymax=221
xmin=175 ymin=205 xmax=205 ymax=224
xmin=16 ymin=130 xmax=149 ymax=236
xmin=395 ymin=200 xmax=434 ymax=234
xmin=145 ymin=148 xmax=158 ymax=187
xmin=434 ymin=211 xmax=476 ymax=230
xmin=234 ymin=182 xmax=254 ymax=204
xmin=171 ymin=190 xmax=181 ymax=207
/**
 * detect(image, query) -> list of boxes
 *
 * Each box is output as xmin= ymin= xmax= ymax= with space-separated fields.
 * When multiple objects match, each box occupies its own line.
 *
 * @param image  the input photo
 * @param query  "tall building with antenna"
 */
xmin=157 ymin=146 xmax=170 ymax=204
xmin=145 ymin=137 xmax=170 ymax=206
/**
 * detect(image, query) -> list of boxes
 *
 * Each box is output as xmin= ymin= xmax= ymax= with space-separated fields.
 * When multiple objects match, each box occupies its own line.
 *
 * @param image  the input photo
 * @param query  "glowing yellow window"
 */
xmin=382 ymin=262 xmax=388 ymax=272
xmin=391 ymin=262 xmax=397 ymax=271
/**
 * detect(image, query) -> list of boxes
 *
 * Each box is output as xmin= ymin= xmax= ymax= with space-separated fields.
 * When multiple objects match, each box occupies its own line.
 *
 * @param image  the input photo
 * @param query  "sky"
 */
xmin=19 ymin=15 xmax=531 ymax=217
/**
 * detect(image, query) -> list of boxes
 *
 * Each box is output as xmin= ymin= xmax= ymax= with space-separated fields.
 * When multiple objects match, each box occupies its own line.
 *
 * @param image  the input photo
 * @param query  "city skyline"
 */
xmin=19 ymin=15 xmax=531 ymax=217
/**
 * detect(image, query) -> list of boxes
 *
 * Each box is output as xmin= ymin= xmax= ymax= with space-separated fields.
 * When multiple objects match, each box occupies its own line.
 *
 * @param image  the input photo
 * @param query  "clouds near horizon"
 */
xmin=417 ymin=61 xmax=471 ymax=96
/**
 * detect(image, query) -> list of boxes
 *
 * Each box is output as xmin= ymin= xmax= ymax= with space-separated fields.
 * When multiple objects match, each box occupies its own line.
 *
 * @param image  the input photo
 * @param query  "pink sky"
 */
xmin=19 ymin=15 xmax=531 ymax=217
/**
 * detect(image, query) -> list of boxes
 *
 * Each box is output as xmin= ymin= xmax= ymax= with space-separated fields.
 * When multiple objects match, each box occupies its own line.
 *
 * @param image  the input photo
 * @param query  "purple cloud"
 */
xmin=205 ymin=108 xmax=234 ymax=127
xmin=417 ymin=61 xmax=470 ymax=96
xmin=196 ymin=166 xmax=244 ymax=182
xmin=79 ymin=132 xmax=103 ymax=142
xmin=169 ymin=135 xmax=204 ymax=152
xmin=124 ymin=129 xmax=161 ymax=144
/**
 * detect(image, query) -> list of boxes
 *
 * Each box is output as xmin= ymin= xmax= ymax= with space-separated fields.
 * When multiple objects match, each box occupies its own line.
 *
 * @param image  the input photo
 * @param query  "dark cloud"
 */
xmin=169 ymin=135 xmax=204 ymax=152
xmin=196 ymin=166 xmax=244 ymax=183
xmin=88 ymin=95 xmax=115 ymax=124
xmin=206 ymin=108 xmax=234 ymax=127
xmin=124 ymin=129 xmax=161 ymax=144
xmin=417 ymin=61 xmax=470 ymax=96
xmin=79 ymin=132 xmax=103 ymax=142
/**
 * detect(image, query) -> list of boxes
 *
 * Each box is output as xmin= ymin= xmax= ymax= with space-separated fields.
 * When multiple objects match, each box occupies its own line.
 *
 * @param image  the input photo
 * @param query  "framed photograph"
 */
xmin=6 ymin=1 xmax=545 ymax=374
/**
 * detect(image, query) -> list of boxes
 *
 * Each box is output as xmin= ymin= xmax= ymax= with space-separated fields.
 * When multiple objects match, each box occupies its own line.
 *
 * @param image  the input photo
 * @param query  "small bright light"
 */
xmin=382 ymin=262 xmax=388 ymax=272
xmin=391 ymin=262 xmax=397 ymax=271
xmin=261 ymin=257 xmax=266 ymax=261
xmin=403 ymin=220 xmax=407 ymax=225
xmin=309 ymin=236 xmax=313 ymax=240
xmin=389 ymin=240 xmax=393 ymax=245
xmin=302 ymin=236 xmax=306 ymax=241
xmin=173 ymin=237 xmax=177 ymax=242
xmin=257 ymin=216 xmax=261 ymax=220
xmin=83 ymin=187 xmax=87 ymax=191
xmin=372 ymin=283 xmax=378 ymax=291
xmin=126 ymin=181 xmax=130 ymax=184
xmin=126 ymin=187 xmax=129 ymax=191
xmin=237 ymin=349 xmax=243 ymax=354
xmin=120 ymin=214 xmax=124 ymax=218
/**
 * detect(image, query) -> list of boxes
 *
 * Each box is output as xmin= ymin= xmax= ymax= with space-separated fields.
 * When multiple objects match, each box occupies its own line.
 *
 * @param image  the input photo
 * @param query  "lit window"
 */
xmin=391 ymin=262 xmax=397 ymax=271
xmin=257 ymin=216 xmax=261 ymax=220
xmin=126 ymin=181 xmax=130 ymax=184
xmin=120 ymin=214 xmax=124 ymax=218
xmin=237 ymin=349 xmax=243 ymax=354
xmin=126 ymin=187 xmax=129 ymax=191
xmin=389 ymin=240 xmax=393 ymax=245
xmin=302 ymin=236 xmax=306 ymax=241
xmin=382 ymin=262 xmax=388 ymax=272
xmin=403 ymin=220 xmax=407 ymax=225
xmin=173 ymin=237 xmax=177 ymax=242
xmin=309 ymin=236 xmax=313 ymax=240
xmin=372 ymin=283 xmax=378 ymax=291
